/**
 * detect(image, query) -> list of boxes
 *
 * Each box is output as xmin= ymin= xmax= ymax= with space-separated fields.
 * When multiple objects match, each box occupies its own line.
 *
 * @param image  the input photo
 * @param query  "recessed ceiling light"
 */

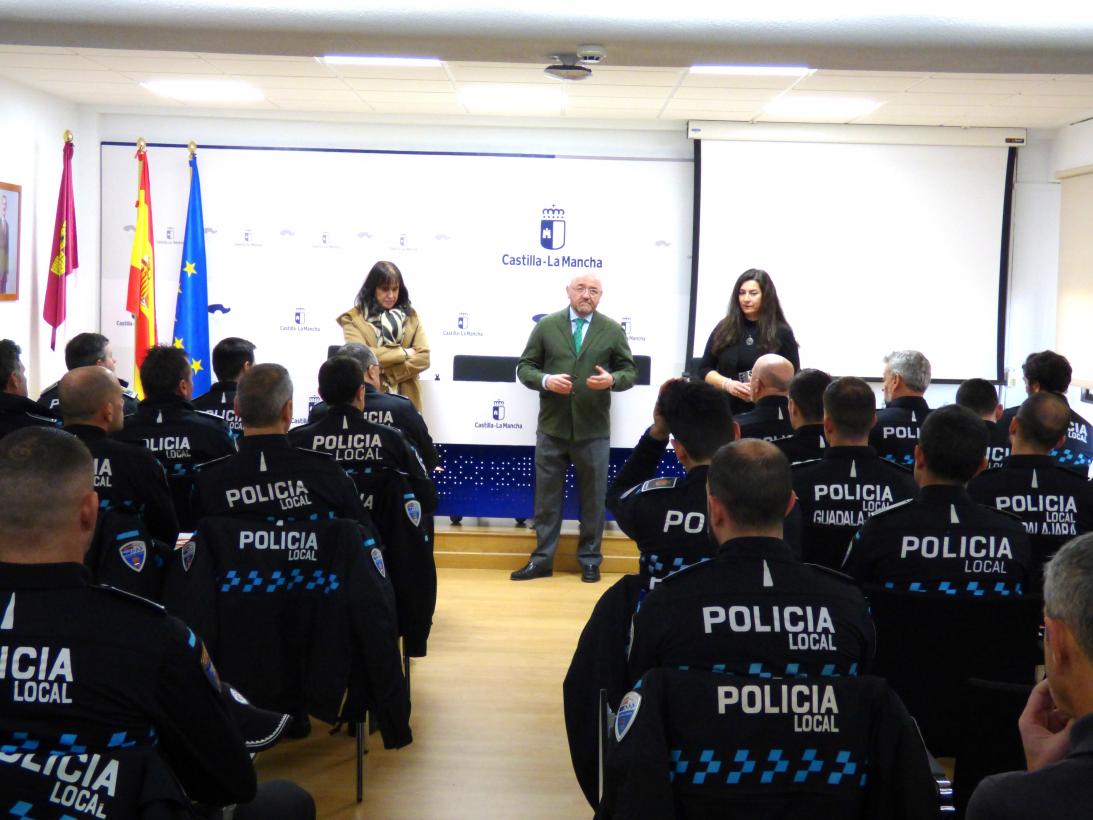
xmin=320 ymin=55 xmax=442 ymax=67
xmin=690 ymin=65 xmax=816 ymax=77
xmin=763 ymin=96 xmax=882 ymax=119
xmin=458 ymin=85 xmax=564 ymax=114
xmin=141 ymin=79 xmax=264 ymax=103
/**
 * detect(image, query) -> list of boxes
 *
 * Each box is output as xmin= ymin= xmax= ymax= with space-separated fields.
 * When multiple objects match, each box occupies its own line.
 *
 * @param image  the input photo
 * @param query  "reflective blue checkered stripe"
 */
xmin=0 ymin=726 xmax=156 ymax=758
xmin=669 ymin=747 xmax=864 ymax=787
xmin=882 ymin=579 xmax=1024 ymax=597
xmin=688 ymin=662 xmax=859 ymax=678
xmin=219 ymin=567 xmax=340 ymax=594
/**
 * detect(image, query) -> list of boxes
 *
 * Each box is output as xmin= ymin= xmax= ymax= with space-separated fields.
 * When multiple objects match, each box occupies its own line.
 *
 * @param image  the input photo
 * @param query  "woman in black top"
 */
xmin=697 ymin=269 xmax=800 ymax=413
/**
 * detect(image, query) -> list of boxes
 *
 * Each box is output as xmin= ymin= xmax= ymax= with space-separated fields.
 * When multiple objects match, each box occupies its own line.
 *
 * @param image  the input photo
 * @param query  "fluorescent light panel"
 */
xmin=141 ymin=79 xmax=264 ymax=103
xmin=321 ymin=55 xmax=442 ymax=67
xmin=690 ymin=65 xmax=815 ymax=77
xmin=763 ymin=96 xmax=882 ymax=118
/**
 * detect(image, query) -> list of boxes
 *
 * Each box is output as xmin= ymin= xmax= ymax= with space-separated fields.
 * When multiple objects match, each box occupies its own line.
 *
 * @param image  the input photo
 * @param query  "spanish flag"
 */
xmin=126 ymin=145 xmax=157 ymax=399
xmin=43 ymin=137 xmax=79 ymax=350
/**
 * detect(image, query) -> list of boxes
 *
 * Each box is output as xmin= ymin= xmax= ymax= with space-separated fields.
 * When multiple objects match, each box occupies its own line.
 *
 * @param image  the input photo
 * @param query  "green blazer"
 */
xmin=517 ymin=308 xmax=637 ymax=441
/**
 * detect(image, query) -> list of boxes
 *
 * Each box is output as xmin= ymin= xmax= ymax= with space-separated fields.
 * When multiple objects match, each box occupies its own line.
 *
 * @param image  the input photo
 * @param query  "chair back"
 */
xmin=865 ymin=585 xmax=1042 ymax=755
xmin=599 ymin=669 xmax=939 ymax=819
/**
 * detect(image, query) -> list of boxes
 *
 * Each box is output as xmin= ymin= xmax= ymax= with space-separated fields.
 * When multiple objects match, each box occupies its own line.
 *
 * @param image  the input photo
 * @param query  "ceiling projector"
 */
xmin=544 ymin=46 xmax=605 ymax=81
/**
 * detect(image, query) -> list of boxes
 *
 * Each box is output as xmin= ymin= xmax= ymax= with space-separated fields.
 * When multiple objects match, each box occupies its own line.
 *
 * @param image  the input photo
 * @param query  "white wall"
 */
xmin=0 ymin=77 xmax=98 ymax=396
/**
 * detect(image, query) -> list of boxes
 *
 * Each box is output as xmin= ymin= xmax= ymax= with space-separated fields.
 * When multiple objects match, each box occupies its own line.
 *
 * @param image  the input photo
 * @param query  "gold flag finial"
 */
xmin=63 ymin=130 xmax=74 ymax=144
xmin=188 ymin=141 xmax=198 ymax=158
xmin=136 ymin=136 xmax=147 ymax=152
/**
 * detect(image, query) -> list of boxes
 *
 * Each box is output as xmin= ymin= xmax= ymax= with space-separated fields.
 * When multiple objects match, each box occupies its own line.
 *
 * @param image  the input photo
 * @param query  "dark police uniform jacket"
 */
xmin=288 ymin=404 xmax=436 ymax=514
xmin=966 ymin=712 xmax=1093 ymax=820
xmin=192 ymin=434 xmax=369 ymax=526
xmin=0 ymin=561 xmax=256 ymax=811
xmin=38 ymin=378 xmax=140 ymax=419
xmin=598 ymin=669 xmax=938 ymax=820
xmin=162 ymin=516 xmax=411 ymax=749
xmin=309 ymin=384 xmax=438 ymax=472
xmin=0 ymin=393 xmax=60 ymax=440
xmin=114 ymin=396 xmax=235 ymax=531
xmin=628 ymin=537 xmax=875 ymax=686
xmin=842 ymin=484 xmax=1033 ymax=596
xmin=66 ymin=423 xmax=179 ymax=546
xmin=607 ymin=430 xmax=803 ymax=589
xmin=968 ymin=453 xmax=1093 ymax=573
xmin=984 ymin=419 xmax=1010 ymax=471
xmin=735 ymin=395 xmax=795 ymax=443
xmin=869 ymin=395 xmax=930 ymax=468
xmin=1001 ymin=402 xmax=1093 ymax=477
xmin=192 ymin=380 xmax=242 ymax=440
xmin=696 ymin=320 xmax=800 ymax=415
xmin=792 ymin=446 xmax=918 ymax=570
xmin=776 ymin=423 xmax=828 ymax=464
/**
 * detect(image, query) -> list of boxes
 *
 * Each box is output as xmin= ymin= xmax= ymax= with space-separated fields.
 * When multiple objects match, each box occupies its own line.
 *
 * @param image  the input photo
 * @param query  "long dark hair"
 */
xmin=355 ymin=261 xmax=415 ymax=318
xmin=709 ymin=269 xmax=789 ymax=355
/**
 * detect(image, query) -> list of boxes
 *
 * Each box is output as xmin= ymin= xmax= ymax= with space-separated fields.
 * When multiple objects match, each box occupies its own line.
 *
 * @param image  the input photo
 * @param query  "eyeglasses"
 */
xmin=572 ymin=285 xmax=601 ymax=296
xmin=1038 ymin=622 xmax=1047 ymax=651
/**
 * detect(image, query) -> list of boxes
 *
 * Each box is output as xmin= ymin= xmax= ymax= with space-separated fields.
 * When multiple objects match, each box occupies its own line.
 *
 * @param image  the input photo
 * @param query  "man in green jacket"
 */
xmin=513 ymin=275 xmax=637 ymax=583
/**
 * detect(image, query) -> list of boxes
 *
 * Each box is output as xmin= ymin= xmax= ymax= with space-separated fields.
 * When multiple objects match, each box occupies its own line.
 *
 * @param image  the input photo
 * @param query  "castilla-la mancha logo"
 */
xmin=540 ymin=205 xmax=566 ymax=251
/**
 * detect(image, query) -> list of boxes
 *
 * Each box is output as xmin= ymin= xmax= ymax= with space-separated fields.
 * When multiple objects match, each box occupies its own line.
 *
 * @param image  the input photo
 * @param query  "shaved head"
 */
xmin=60 ymin=366 xmax=123 ymax=424
xmin=752 ymin=354 xmax=795 ymax=396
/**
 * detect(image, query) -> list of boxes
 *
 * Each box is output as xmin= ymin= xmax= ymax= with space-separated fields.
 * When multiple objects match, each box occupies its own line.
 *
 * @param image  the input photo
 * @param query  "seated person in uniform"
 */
xmin=1001 ymin=350 xmax=1093 ymax=477
xmin=734 ymin=353 xmax=795 ymax=443
xmin=0 ymin=427 xmax=315 ymax=818
xmin=37 ymin=331 xmax=139 ymax=417
xmin=0 ymin=339 xmax=60 ymax=440
xmin=193 ymin=362 xmax=368 ymax=524
xmin=967 ymin=533 xmax=1093 ymax=819
xmin=628 ymin=439 xmax=875 ymax=684
xmin=793 ymin=376 xmax=917 ymax=569
xmin=844 ymin=404 xmax=1033 ymax=596
xmin=192 ymin=336 xmax=256 ymax=439
xmin=777 ymin=367 xmax=831 ymax=464
xmin=869 ymin=349 xmax=932 ymax=467
xmin=607 ymin=379 xmax=739 ymax=589
xmin=288 ymin=355 xmax=435 ymax=512
xmin=969 ymin=392 xmax=1093 ymax=580
xmin=957 ymin=377 xmax=1008 ymax=470
xmin=60 ymin=365 xmax=178 ymax=545
xmin=309 ymin=343 xmax=438 ymax=473
xmin=114 ymin=344 xmax=235 ymax=531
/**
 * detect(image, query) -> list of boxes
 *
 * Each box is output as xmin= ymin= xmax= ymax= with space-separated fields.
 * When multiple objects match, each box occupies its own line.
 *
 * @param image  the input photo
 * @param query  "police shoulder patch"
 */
xmin=404 ymin=498 xmax=423 ymax=528
xmin=180 ymin=540 xmax=197 ymax=573
xmin=118 ymin=540 xmax=147 ymax=573
xmin=640 ymin=477 xmax=678 ymax=493
xmin=199 ymin=642 xmax=221 ymax=690
xmin=614 ymin=690 xmax=642 ymax=741
xmin=371 ymin=546 xmax=387 ymax=578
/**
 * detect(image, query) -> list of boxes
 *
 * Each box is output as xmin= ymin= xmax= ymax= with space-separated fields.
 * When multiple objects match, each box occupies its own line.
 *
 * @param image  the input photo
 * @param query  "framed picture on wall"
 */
xmin=0 ymin=181 xmax=21 ymax=302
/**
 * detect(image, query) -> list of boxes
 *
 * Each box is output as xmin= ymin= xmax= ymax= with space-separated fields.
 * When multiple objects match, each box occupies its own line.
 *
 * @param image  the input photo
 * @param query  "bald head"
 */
xmin=60 ymin=366 xmax=125 ymax=431
xmin=0 ymin=427 xmax=98 ymax=562
xmin=1014 ymin=392 xmax=1071 ymax=453
xmin=751 ymin=354 xmax=795 ymax=400
xmin=566 ymin=275 xmax=603 ymax=318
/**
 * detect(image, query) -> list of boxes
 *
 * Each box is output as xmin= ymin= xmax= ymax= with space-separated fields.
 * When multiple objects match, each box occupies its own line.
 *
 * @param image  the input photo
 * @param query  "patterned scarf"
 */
xmin=369 ymin=307 xmax=407 ymax=346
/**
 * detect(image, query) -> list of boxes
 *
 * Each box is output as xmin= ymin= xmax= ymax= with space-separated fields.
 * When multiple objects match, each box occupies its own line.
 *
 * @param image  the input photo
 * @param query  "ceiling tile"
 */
xmin=270 ymin=99 xmax=374 ymax=113
xmin=679 ymin=74 xmax=799 ymax=90
xmin=327 ymin=64 xmax=449 ymax=81
xmin=565 ymin=108 xmax=661 ymax=119
xmin=341 ymin=78 xmax=453 ymax=93
xmin=367 ymin=101 xmax=468 ymax=114
xmin=999 ymin=94 xmax=1093 ymax=110
xmin=247 ymin=76 xmax=352 ymax=91
xmin=263 ymin=88 xmax=360 ymax=103
xmin=564 ymin=84 xmax=670 ymax=99
xmin=0 ymin=66 xmax=130 ymax=84
xmin=911 ymin=77 xmax=1046 ymax=94
xmin=794 ymin=73 xmax=922 ymax=92
xmin=565 ymin=97 xmax=665 ymax=111
xmin=89 ymin=55 xmax=224 ymax=74
xmin=895 ymin=92 xmax=1013 ymax=107
xmin=671 ymin=86 xmax=782 ymax=102
xmin=356 ymin=90 xmax=459 ymax=105
xmin=446 ymin=64 xmax=554 ymax=83
xmin=581 ymin=67 xmax=684 ymax=86
xmin=0 ymin=53 xmax=106 ymax=70
xmin=201 ymin=58 xmax=333 ymax=77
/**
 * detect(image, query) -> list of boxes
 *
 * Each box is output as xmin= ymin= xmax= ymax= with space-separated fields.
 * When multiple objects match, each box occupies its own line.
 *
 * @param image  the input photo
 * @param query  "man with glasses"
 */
xmin=513 ymin=275 xmax=636 ymax=583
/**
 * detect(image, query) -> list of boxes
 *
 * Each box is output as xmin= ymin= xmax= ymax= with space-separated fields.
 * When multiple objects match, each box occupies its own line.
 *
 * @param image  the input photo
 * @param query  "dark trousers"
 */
xmin=532 ymin=431 xmax=609 ymax=568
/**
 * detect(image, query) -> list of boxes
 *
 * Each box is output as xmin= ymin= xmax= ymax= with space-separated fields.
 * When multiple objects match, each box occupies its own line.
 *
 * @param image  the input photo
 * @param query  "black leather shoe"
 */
xmin=511 ymin=561 xmax=552 ymax=581
xmin=582 ymin=565 xmax=601 ymax=583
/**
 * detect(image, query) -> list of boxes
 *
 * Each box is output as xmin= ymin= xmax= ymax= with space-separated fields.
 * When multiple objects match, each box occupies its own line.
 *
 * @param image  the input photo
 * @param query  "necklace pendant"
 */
xmin=745 ymin=335 xmax=754 ymax=346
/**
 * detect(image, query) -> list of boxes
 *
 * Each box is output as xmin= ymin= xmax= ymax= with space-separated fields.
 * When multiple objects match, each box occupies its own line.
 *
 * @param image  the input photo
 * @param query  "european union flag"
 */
xmin=172 ymin=154 xmax=211 ymax=396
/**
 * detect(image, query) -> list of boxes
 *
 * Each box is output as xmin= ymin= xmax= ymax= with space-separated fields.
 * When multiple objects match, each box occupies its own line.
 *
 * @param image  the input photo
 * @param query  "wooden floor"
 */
xmin=256 ymin=567 xmax=611 ymax=818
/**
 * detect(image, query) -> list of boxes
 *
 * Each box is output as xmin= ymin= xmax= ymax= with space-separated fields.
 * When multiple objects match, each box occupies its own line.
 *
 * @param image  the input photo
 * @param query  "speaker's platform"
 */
xmin=433 ymin=519 xmax=639 ymax=573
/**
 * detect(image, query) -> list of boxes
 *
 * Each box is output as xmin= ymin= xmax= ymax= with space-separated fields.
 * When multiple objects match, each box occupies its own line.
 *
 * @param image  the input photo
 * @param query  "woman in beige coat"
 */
xmin=336 ymin=260 xmax=430 ymax=411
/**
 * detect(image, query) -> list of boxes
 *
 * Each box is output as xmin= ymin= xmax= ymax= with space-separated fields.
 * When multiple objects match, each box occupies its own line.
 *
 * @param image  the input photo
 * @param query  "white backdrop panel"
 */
xmin=100 ymin=143 xmax=692 ymax=446
xmin=694 ymin=140 xmax=1009 ymax=380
